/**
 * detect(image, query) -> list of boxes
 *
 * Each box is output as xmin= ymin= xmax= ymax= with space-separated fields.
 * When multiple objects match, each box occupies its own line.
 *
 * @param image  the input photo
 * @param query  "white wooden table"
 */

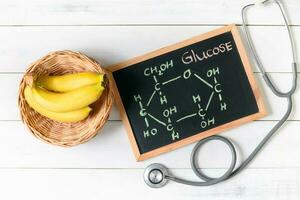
xmin=0 ymin=0 xmax=299 ymax=199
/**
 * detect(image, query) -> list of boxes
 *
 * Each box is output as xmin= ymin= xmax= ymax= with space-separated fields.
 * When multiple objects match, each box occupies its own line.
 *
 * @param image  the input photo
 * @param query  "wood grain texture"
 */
xmin=0 ymin=73 xmax=297 ymax=121
xmin=0 ymin=26 xmax=298 ymax=73
xmin=0 ymin=120 xmax=300 ymax=168
xmin=0 ymin=0 xmax=298 ymax=25
xmin=0 ymin=0 xmax=299 ymax=199
xmin=0 ymin=168 xmax=299 ymax=200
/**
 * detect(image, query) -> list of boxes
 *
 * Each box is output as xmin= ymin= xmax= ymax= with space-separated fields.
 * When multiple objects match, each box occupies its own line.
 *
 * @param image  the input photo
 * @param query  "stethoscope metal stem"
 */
xmin=144 ymin=0 xmax=298 ymax=188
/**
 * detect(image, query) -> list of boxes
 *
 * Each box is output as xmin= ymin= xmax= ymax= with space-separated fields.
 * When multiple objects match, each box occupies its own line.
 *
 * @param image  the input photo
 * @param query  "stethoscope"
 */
xmin=144 ymin=0 xmax=298 ymax=188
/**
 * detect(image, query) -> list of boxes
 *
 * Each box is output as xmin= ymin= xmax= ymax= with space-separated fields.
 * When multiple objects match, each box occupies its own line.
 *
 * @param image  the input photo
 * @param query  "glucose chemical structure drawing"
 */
xmin=133 ymin=59 xmax=227 ymax=142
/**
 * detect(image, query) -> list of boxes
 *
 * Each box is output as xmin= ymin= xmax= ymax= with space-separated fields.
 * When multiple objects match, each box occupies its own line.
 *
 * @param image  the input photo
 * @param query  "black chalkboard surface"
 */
xmin=108 ymin=25 xmax=266 ymax=161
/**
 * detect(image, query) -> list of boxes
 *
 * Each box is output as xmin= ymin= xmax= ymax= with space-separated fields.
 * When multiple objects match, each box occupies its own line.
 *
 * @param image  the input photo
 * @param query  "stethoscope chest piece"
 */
xmin=144 ymin=163 xmax=169 ymax=188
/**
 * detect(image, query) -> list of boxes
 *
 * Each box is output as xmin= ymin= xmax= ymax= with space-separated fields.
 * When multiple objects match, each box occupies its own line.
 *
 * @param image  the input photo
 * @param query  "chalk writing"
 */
xmin=111 ymin=29 xmax=263 ymax=156
xmin=134 ymin=60 xmax=227 ymax=141
xmin=181 ymin=42 xmax=233 ymax=64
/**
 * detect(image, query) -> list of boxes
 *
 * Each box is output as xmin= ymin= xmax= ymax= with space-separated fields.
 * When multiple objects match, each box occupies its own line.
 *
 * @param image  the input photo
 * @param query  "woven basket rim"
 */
xmin=18 ymin=50 xmax=114 ymax=147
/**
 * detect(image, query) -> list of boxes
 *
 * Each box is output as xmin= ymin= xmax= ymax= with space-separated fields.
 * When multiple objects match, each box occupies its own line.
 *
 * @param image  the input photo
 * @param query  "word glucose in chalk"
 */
xmin=109 ymin=25 xmax=266 ymax=161
xmin=182 ymin=42 xmax=233 ymax=64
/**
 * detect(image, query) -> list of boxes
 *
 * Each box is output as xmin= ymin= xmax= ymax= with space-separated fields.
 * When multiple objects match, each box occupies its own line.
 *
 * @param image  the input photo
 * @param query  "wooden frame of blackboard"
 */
xmin=107 ymin=24 xmax=266 ymax=161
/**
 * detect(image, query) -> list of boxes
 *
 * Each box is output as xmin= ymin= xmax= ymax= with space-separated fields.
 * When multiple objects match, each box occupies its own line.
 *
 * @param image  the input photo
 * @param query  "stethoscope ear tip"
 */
xmin=255 ymin=0 xmax=271 ymax=6
xmin=144 ymin=163 xmax=169 ymax=188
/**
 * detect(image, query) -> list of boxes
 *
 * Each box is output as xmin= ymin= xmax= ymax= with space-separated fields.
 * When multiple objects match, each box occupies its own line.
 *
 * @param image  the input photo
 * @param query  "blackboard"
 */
xmin=108 ymin=25 xmax=266 ymax=161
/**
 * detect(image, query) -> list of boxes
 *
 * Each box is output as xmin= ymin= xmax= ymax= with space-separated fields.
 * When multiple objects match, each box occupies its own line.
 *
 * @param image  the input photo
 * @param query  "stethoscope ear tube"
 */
xmin=144 ymin=0 xmax=298 ymax=188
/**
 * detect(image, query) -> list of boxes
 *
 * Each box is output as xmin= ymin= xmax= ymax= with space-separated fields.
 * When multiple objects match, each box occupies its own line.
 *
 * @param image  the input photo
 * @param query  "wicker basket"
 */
xmin=18 ymin=50 xmax=113 ymax=147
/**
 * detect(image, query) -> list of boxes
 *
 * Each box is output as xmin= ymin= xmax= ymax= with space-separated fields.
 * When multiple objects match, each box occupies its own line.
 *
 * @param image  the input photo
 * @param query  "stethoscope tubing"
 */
xmin=158 ymin=0 xmax=298 ymax=187
xmin=166 ymin=96 xmax=293 ymax=186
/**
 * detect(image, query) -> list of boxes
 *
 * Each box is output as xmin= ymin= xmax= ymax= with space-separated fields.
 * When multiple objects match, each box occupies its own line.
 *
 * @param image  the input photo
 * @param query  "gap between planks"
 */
xmin=3 ymin=119 xmax=300 ymax=122
xmin=0 ymin=71 xmax=298 ymax=75
xmin=0 ymin=24 xmax=299 ymax=27
xmin=0 ymin=167 xmax=299 ymax=170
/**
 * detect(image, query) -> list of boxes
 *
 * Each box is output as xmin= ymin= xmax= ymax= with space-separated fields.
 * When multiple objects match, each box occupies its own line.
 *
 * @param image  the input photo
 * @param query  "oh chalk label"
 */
xmin=108 ymin=25 xmax=266 ymax=161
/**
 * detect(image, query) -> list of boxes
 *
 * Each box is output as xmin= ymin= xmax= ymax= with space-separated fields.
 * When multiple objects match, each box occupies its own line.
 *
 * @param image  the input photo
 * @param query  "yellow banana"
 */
xmin=32 ymin=83 xmax=104 ymax=112
xmin=24 ymin=86 xmax=92 ymax=123
xmin=36 ymin=72 xmax=104 ymax=92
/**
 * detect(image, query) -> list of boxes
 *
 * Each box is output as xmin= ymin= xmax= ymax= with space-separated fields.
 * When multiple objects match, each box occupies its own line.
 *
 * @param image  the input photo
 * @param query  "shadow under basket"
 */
xmin=18 ymin=50 xmax=114 ymax=147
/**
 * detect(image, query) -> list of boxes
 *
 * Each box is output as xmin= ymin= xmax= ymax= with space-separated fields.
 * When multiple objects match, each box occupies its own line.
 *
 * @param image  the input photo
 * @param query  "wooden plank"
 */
xmin=0 ymin=25 xmax=298 ymax=73
xmin=0 ymin=0 xmax=299 ymax=25
xmin=1 ymin=73 xmax=297 ymax=121
xmin=0 ymin=168 xmax=299 ymax=200
xmin=0 ymin=120 xmax=300 ymax=168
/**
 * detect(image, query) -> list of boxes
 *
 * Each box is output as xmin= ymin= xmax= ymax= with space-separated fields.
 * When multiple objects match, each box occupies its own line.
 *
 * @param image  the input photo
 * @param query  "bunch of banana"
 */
xmin=24 ymin=72 xmax=105 ymax=123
